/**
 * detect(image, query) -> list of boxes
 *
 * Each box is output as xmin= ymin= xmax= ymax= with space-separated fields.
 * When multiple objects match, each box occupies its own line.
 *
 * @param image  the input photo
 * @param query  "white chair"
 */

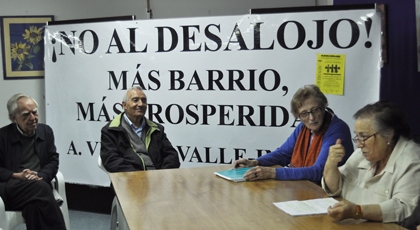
xmin=0 ymin=171 xmax=71 ymax=230
xmin=97 ymin=156 xmax=128 ymax=230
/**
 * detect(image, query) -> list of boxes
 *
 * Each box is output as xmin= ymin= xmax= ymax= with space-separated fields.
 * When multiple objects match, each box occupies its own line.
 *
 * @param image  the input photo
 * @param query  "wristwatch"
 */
xmin=354 ymin=205 xmax=362 ymax=219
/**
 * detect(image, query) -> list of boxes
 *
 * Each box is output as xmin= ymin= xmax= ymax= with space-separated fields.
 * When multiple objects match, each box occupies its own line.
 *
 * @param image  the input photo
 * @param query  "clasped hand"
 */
xmin=327 ymin=200 xmax=357 ymax=221
xmin=18 ymin=169 xmax=42 ymax=181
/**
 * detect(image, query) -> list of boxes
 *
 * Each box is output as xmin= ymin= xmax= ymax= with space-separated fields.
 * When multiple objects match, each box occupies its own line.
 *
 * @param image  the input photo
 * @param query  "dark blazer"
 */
xmin=0 ymin=123 xmax=59 ymax=198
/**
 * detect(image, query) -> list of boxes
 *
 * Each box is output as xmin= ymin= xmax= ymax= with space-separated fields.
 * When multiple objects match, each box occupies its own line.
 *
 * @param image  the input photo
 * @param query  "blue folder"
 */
xmin=214 ymin=167 xmax=254 ymax=182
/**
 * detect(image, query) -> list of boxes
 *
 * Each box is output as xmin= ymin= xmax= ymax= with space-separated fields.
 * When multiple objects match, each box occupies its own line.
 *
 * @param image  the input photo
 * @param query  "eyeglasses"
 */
xmin=352 ymin=131 xmax=379 ymax=145
xmin=298 ymin=108 xmax=322 ymax=119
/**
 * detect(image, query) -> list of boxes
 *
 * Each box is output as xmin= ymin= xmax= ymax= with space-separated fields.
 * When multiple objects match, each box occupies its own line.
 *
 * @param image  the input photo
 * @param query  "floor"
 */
xmin=13 ymin=210 xmax=111 ymax=230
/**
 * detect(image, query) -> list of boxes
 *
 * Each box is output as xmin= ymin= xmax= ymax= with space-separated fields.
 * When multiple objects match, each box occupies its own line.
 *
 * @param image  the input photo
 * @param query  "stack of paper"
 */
xmin=273 ymin=198 xmax=338 ymax=216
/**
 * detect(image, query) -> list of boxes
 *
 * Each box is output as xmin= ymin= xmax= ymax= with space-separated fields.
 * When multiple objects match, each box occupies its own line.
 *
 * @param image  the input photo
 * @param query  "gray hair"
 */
xmin=122 ymin=86 xmax=145 ymax=103
xmin=353 ymin=101 xmax=411 ymax=142
xmin=290 ymin=84 xmax=328 ymax=118
xmin=7 ymin=93 xmax=38 ymax=122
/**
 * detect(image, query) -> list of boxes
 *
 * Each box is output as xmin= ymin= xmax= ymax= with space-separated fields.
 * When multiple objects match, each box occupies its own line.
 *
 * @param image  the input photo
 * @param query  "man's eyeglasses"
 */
xmin=352 ymin=131 xmax=379 ymax=145
xmin=298 ymin=108 xmax=322 ymax=120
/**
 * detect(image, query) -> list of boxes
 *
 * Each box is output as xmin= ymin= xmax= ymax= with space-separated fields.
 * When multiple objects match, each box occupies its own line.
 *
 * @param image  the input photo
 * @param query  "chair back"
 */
xmin=98 ymin=155 xmax=107 ymax=173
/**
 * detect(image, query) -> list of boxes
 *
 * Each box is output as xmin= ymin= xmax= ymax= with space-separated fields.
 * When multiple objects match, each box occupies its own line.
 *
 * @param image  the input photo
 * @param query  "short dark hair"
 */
xmin=353 ymin=101 xmax=411 ymax=142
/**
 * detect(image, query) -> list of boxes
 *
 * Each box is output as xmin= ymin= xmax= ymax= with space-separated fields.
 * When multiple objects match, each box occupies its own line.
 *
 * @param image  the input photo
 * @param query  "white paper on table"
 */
xmin=273 ymin=198 xmax=338 ymax=216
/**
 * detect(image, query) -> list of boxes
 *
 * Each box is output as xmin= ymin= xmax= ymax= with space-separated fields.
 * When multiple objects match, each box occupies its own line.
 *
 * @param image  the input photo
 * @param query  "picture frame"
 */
xmin=1 ymin=15 xmax=54 ymax=80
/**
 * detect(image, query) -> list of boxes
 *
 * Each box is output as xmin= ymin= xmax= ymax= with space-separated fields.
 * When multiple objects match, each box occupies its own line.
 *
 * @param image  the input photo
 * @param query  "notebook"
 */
xmin=214 ymin=167 xmax=254 ymax=182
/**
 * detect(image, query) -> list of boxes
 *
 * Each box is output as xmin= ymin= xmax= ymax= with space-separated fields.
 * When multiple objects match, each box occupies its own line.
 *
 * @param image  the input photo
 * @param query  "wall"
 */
xmin=1 ymin=0 xmax=329 ymax=213
xmin=334 ymin=0 xmax=420 ymax=140
xmin=0 ymin=0 xmax=319 ymax=127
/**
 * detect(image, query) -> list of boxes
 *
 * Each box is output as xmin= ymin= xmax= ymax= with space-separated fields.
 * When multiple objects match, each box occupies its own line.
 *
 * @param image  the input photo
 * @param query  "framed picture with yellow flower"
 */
xmin=1 ymin=15 xmax=54 ymax=79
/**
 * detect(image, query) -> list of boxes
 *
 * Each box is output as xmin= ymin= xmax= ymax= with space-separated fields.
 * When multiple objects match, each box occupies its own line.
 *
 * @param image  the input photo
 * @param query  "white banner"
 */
xmin=45 ymin=9 xmax=381 ymax=186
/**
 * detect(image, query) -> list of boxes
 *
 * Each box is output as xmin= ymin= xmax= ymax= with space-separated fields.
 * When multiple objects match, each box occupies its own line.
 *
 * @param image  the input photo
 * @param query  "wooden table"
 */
xmin=109 ymin=165 xmax=405 ymax=230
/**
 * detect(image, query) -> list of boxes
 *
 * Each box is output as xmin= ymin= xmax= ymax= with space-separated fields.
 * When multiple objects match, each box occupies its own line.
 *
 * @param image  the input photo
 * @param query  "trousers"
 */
xmin=3 ymin=179 xmax=66 ymax=230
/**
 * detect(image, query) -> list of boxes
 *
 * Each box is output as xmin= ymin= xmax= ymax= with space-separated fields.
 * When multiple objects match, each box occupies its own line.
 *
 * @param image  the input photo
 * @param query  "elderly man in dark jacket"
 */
xmin=0 ymin=93 xmax=66 ymax=230
xmin=100 ymin=86 xmax=180 ymax=172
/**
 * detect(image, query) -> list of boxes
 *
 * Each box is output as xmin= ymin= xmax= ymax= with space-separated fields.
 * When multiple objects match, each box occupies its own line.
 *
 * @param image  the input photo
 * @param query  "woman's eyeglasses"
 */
xmin=298 ymin=108 xmax=322 ymax=119
xmin=352 ymin=131 xmax=379 ymax=145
